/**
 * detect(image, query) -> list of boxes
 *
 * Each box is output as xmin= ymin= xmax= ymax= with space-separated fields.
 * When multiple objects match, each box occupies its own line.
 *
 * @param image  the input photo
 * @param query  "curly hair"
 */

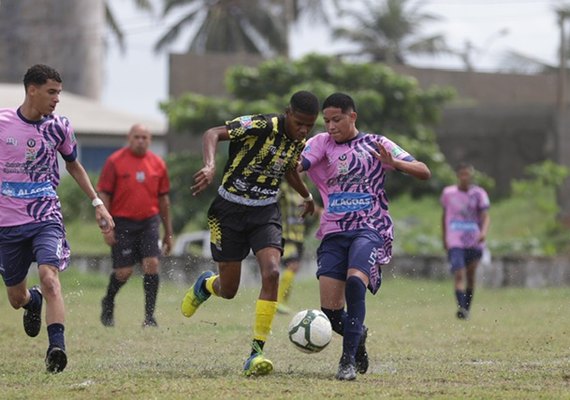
xmin=23 ymin=64 xmax=62 ymax=89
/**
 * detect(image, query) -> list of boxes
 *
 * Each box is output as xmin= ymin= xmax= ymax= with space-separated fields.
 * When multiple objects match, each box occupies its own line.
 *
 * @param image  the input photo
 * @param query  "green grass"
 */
xmin=1 ymin=269 xmax=568 ymax=399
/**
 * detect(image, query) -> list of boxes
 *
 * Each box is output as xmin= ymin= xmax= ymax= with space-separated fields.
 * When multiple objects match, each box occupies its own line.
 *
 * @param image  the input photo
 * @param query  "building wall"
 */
xmin=0 ymin=0 xmax=104 ymax=99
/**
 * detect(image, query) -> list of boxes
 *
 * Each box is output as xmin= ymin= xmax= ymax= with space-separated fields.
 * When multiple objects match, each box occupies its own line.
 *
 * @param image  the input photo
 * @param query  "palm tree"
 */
xmin=332 ymin=0 xmax=448 ymax=64
xmin=154 ymin=0 xmax=287 ymax=56
xmin=153 ymin=0 xmax=340 ymax=57
xmin=105 ymin=0 xmax=154 ymax=53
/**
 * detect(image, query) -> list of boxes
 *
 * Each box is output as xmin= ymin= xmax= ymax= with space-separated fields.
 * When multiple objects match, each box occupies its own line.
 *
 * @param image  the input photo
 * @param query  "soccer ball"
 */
xmin=288 ymin=309 xmax=332 ymax=353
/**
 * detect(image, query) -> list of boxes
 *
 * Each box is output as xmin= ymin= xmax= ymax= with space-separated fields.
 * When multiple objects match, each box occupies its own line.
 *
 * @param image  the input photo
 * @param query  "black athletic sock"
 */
xmin=47 ymin=323 xmax=65 ymax=351
xmin=321 ymin=307 xmax=347 ymax=336
xmin=143 ymin=274 xmax=159 ymax=320
xmin=23 ymin=287 xmax=42 ymax=311
xmin=344 ymin=276 xmax=366 ymax=359
xmin=251 ymin=339 xmax=265 ymax=356
xmin=465 ymin=288 xmax=474 ymax=310
xmin=105 ymin=272 xmax=126 ymax=302
xmin=455 ymin=289 xmax=467 ymax=309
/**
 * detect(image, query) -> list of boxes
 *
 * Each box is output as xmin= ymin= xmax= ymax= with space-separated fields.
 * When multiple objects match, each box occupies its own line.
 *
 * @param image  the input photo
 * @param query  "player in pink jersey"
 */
xmin=299 ymin=92 xmax=431 ymax=380
xmin=0 ymin=64 xmax=114 ymax=373
xmin=441 ymin=163 xmax=490 ymax=320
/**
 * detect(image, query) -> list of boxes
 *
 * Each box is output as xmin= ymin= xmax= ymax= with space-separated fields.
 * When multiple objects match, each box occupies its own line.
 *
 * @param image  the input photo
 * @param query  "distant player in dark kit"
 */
xmin=0 ymin=64 xmax=114 ymax=373
xmin=181 ymin=91 xmax=319 ymax=377
xmin=441 ymin=163 xmax=490 ymax=320
xmin=98 ymin=123 xmax=173 ymax=328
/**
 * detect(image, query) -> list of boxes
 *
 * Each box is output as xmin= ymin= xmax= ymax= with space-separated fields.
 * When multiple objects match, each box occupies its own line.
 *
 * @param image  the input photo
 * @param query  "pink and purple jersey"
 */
xmin=301 ymin=131 xmax=415 ymax=244
xmin=0 ymin=108 xmax=77 ymax=227
xmin=440 ymin=185 xmax=490 ymax=249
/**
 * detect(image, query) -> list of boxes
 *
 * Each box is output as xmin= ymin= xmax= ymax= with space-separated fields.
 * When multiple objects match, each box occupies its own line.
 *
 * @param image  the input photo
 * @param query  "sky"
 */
xmin=102 ymin=0 xmax=564 ymax=124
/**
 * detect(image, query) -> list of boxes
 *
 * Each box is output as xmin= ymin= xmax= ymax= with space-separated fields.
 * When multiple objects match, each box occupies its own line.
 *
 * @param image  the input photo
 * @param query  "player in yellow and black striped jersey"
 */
xmin=276 ymin=180 xmax=321 ymax=315
xmin=181 ymin=91 xmax=320 ymax=376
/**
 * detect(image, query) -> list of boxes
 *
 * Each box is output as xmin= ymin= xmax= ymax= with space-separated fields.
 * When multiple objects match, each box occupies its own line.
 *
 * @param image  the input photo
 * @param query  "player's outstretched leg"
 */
xmin=243 ymin=341 xmax=273 ymax=377
xmin=355 ymin=325 xmax=369 ymax=374
xmin=23 ymin=286 xmax=43 ymax=337
xmin=181 ymin=270 xmax=215 ymax=318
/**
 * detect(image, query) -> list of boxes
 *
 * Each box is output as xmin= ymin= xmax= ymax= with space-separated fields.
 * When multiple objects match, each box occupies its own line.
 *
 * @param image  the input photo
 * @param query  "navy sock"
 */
xmin=105 ymin=272 xmax=126 ymax=302
xmin=143 ymin=274 xmax=159 ymax=320
xmin=455 ymin=289 xmax=467 ymax=309
xmin=321 ymin=307 xmax=347 ymax=336
xmin=47 ymin=323 xmax=65 ymax=351
xmin=465 ymin=288 xmax=474 ymax=310
xmin=23 ymin=287 xmax=42 ymax=311
xmin=343 ymin=276 xmax=366 ymax=360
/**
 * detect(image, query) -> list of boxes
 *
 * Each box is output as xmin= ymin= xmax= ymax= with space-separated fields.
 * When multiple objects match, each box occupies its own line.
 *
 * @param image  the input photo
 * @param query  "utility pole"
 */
xmin=555 ymin=7 xmax=570 ymax=226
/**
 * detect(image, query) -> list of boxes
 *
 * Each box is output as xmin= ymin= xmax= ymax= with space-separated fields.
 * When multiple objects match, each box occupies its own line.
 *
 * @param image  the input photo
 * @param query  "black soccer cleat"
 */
xmin=336 ymin=353 xmax=357 ymax=381
xmin=45 ymin=347 xmax=67 ymax=373
xmin=23 ymin=286 xmax=43 ymax=337
xmin=355 ymin=325 xmax=369 ymax=374
xmin=100 ymin=297 xmax=114 ymax=327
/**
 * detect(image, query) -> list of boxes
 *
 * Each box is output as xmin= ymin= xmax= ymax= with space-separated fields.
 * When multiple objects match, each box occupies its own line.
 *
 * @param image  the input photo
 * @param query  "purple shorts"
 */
xmin=447 ymin=247 xmax=483 ymax=272
xmin=0 ymin=221 xmax=70 ymax=287
xmin=316 ymin=229 xmax=384 ymax=294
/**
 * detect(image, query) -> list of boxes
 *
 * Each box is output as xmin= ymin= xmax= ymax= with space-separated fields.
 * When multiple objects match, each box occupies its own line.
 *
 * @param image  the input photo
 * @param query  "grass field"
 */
xmin=0 ymin=269 xmax=568 ymax=399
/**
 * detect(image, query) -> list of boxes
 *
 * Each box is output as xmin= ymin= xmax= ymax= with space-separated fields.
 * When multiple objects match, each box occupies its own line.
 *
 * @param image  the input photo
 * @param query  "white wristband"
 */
xmin=303 ymin=193 xmax=313 ymax=202
xmin=92 ymin=197 xmax=104 ymax=207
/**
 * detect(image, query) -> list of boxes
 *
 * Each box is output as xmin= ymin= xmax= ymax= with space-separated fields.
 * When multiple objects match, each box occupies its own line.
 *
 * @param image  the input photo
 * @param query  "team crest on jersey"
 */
xmin=239 ymin=116 xmax=253 ymax=130
xmin=271 ymin=158 xmax=285 ymax=173
xmin=337 ymin=154 xmax=349 ymax=175
xmin=136 ymin=171 xmax=145 ymax=182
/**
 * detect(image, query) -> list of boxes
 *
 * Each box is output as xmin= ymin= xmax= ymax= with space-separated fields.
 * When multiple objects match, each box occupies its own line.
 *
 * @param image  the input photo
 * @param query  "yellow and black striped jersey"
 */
xmin=279 ymin=182 xmax=306 ymax=243
xmin=218 ymin=113 xmax=305 ymax=206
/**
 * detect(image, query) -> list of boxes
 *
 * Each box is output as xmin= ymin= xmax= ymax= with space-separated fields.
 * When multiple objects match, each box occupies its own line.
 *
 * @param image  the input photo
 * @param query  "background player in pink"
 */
xmin=299 ymin=92 xmax=431 ymax=380
xmin=441 ymin=163 xmax=491 ymax=320
xmin=0 ymin=64 xmax=114 ymax=373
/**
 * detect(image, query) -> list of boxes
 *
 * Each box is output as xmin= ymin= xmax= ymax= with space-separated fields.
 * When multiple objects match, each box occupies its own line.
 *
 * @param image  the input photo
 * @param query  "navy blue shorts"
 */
xmin=316 ymin=229 xmax=383 ymax=294
xmin=207 ymin=196 xmax=282 ymax=262
xmin=448 ymin=247 xmax=483 ymax=272
xmin=112 ymin=215 xmax=161 ymax=268
xmin=0 ymin=221 xmax=70 ymax=287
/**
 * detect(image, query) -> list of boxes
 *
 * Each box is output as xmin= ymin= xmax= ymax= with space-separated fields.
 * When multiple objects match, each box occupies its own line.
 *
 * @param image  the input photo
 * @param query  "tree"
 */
xmin=105 ymin=0 xmax=154 ymax=53
xmin=161 ymin=54 xmax=456 ymax=231
xmin=153 ymin=0 xmax=340 ymax=57
xmin=153 ymin=0 xmax=286 ymax=56
xmin=332 ymin=0 xmax=448 ymax=64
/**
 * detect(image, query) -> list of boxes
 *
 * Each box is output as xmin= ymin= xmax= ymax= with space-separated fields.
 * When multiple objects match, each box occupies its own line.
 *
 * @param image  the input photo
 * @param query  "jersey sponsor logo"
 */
xmin=1 ymin=181 xmax=57 ymax=199
xmin=328 ymin=192 xmax=373 ymax=214
xmin=6 ymin=137 xmax=17 ymax=146
xmin=250 ymin=185 xmax=279 ymax=196
xmin=450 ymin=220 xmax=479 ymax=231
xmin=136 ymin=171 xmax=145 ymax=182
xmin=239 ymin=116 xmax=253 ymax=130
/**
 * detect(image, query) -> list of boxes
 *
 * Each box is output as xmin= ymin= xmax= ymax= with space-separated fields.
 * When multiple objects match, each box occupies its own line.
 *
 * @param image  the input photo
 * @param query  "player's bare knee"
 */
xmin=8 ymin=292 xmax=28 ymax=309
xmin=40 ymin=277 xmax=61 ymax=300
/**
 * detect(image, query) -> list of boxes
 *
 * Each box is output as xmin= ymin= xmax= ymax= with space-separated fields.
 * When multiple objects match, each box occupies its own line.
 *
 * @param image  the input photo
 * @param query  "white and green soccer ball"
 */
xmin=288 ymin=309 xmax=332 ymax=353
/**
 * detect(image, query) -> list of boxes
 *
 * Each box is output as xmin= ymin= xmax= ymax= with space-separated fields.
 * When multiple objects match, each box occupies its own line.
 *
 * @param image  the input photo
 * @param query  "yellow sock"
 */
xmin=277 ymin=269 xmax=295 ymax=304
xmin=205 ymin=274 xmax=219 ymax=297
xmin=253 ymin=299 xmax=278 ymax=342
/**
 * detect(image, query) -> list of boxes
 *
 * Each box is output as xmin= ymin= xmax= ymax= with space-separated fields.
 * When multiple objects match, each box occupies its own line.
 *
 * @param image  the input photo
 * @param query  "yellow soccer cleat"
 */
xmin=181 ymin=270 xmax=214 ymax=318
xmin=243 ymin=353 xmax=274 ymax=377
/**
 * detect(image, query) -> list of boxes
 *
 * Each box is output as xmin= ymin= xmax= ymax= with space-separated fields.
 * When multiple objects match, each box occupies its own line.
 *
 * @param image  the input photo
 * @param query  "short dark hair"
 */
xmin=455 ymin=162 xmax=474 ymax=172
xmin=289 ymin=90 xmax=319 ymax=115
xmin=322 ymin=92 xmax=357 ymax=113
xmin=23 ymin=64 xmax=62 ymax=89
